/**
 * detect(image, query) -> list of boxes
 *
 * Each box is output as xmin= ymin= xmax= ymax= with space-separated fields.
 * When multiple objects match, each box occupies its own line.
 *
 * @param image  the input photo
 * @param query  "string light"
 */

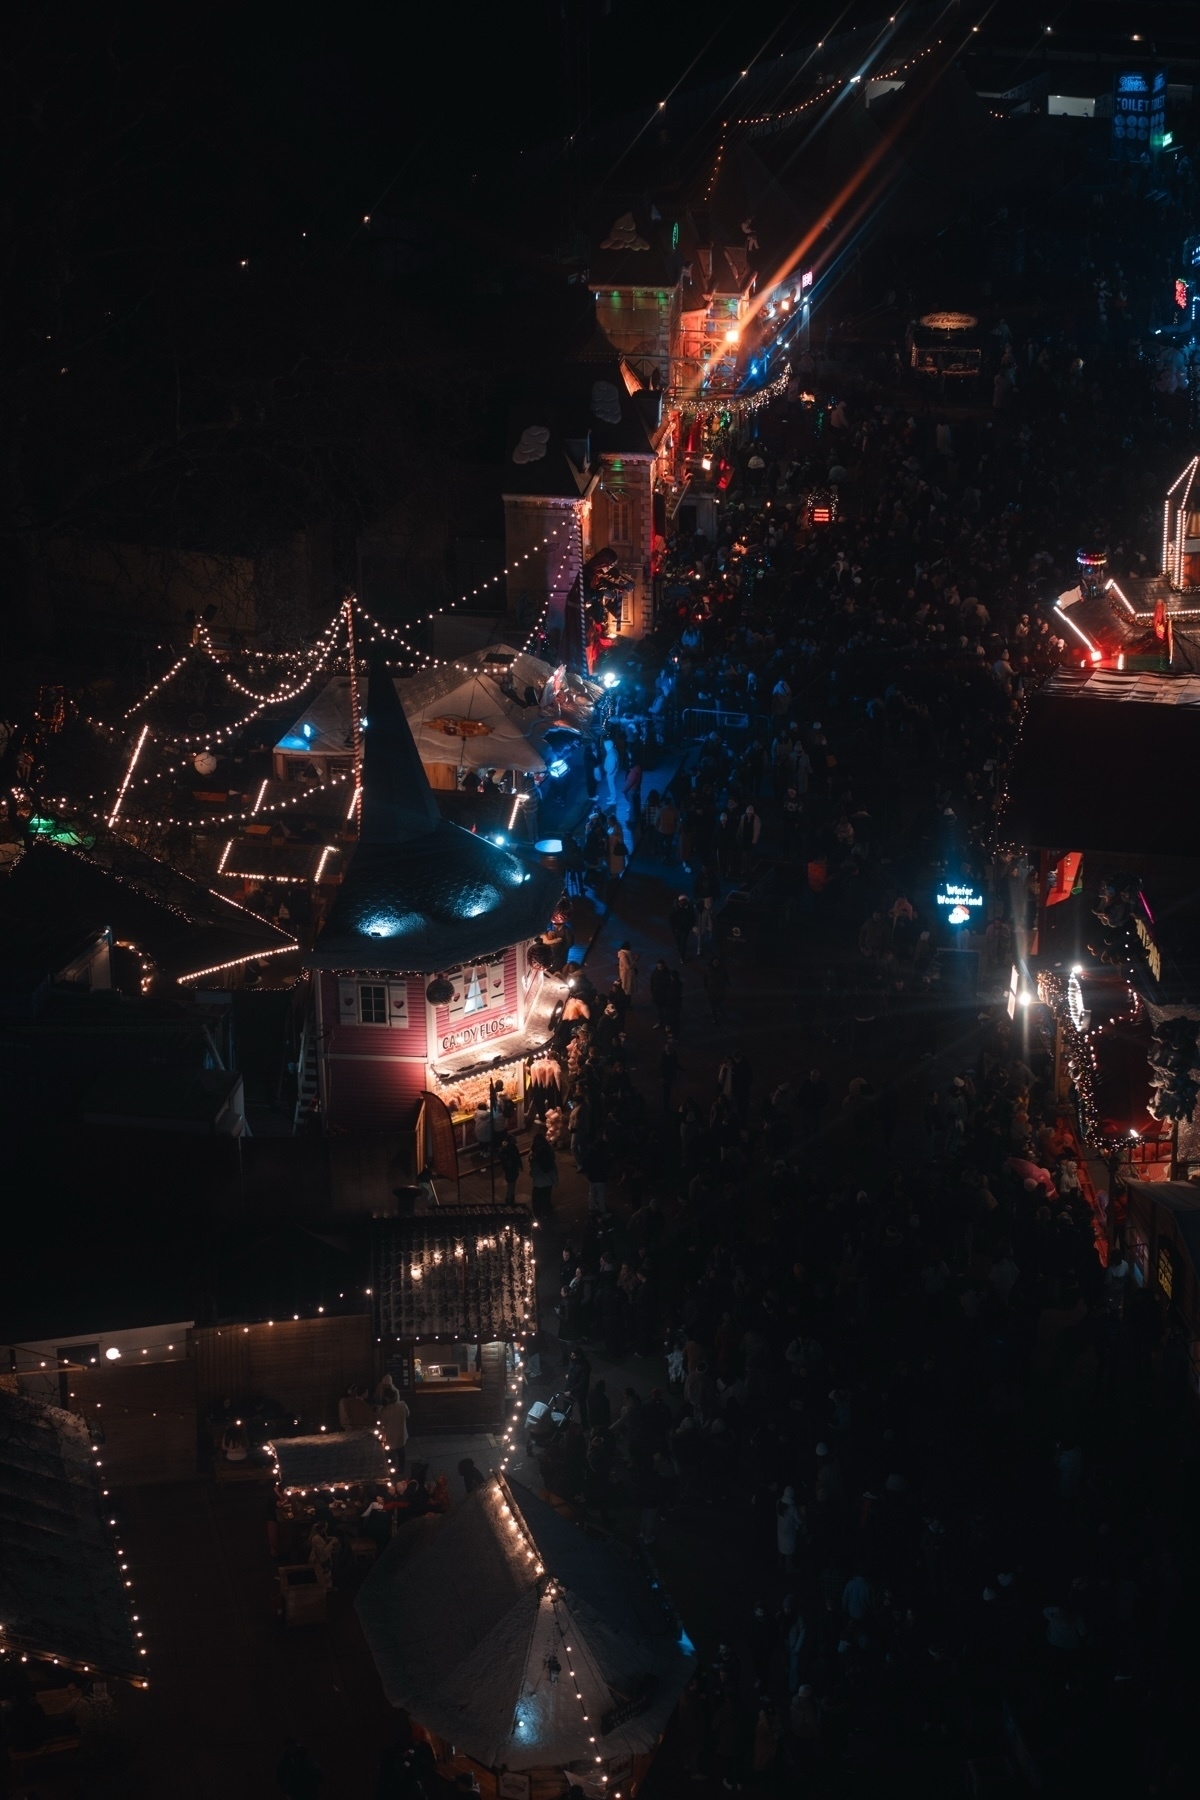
xmin=177 ymin=943 xmax=295 ymax=985
xmin=104 ymin=770 xmax=351 ymax=831
xmin=107 ymin=725 xmax=150 ymax=828
xmin=688 ymin=362 xmax=791 ymax=422
xmin=123 ymin=654 xmax=191 ymax=719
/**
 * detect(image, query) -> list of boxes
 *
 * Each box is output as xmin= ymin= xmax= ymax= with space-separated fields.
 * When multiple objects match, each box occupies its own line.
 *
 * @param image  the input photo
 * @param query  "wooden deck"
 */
xmin=110 ymin=1479 xmax=397 ymax=1798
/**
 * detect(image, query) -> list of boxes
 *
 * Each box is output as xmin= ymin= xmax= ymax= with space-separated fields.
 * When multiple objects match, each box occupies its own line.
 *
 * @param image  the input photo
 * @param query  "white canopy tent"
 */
xmin=356 ymin=1475 xmax=694 ymax=1777
xmin=273 ymin=646 xmax=599 ymax=787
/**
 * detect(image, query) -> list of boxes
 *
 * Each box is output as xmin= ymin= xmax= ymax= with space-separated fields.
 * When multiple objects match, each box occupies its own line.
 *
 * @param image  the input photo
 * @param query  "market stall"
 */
xmin=372 ymin=1215 xmax=534 ymax=1430
xmin=355 ymin=1473 xmax=696 ymax=1799
xmin=0 ymin=1390 xmax=143 ymax=1694
xmin=274 ymin=651 xmax=603 ymax=793
xmin=305 ymin=662 xmax=564 ymax=1138
xmin=1124 ymin=1177 xmax=1200 ymax=1396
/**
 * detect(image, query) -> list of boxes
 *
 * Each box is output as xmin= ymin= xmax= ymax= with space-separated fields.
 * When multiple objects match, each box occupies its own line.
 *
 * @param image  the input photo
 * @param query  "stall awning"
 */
xmin=372 ymin=1216 xmax=534 ymax=1342
xmin=0 ymin=1390 xmax=140 ymax=1678
xmin=268 ymin=1429 xmax=391 ymax=1490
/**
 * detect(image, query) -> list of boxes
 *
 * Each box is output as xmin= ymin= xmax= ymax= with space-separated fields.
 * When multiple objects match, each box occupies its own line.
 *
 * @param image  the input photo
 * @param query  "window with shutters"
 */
xmin=359 ymin=983 xmax=388 ymax=1025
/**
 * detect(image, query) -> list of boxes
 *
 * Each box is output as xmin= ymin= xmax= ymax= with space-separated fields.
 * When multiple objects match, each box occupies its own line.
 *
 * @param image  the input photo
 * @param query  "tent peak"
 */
xmin=359 ymin=656 xmax=443 ymax=845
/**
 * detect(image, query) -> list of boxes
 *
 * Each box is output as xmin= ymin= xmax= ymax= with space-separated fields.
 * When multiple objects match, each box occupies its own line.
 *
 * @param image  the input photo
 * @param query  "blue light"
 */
xmin=679 ymin=1628 xmax=696 ymax=1656
xmin=548 ymin=758 xmax=569 ymax=778
xmin=360 ymin=909 xmax=419 ymax=938
xmin=302 ymin=722 xmax=314 ymax=739
xmin=600 ymin=671 xmax=620 ymax=689
xmin=457 ymin=884 xmax=502 ymax=919
xmin=491 ymin=833 xmax=507 ymax=845
xmin=360 ymin=717 xmax=368 ymax=730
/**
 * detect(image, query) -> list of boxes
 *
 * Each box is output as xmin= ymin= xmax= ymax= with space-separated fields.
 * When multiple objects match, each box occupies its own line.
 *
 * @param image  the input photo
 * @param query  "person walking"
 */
xmin=656 ymin=793 xmax=679 ymax=861
xmin=649 ymin=958 xmax=672 ymax=1029
xmin=529 ymin=1127 xmax=558 ymax=1222
xmin=704 ymin=954 xmax=729 ymax=1025
xmin=617 ymin=941 xmax=639 ymax=1007
xmin=589 ymin=1377 xmax=612 ymax=1434
xmin=736 ymin=804 xmax=761 ymax=874
xmin=606 ymin=819 xmax=628 ymax=892
xmin=660 ymin=1033 xmax=682 ymax=1112
xmin=497 ymin=1132 xmax=522 ymax=1204
xmin=669 ymin=893 xmax=696 ymax=961
xmin=375 ymin=1374 xmax=410 ymax=1472
xmin=667 ymin=968 xmax=684 ymax=1036
xmin=581 ymin=1134 xmax=611 ymax=1216
xmin=565 ymin=1345 xmax=591 ymax=1430
xmin=777 ymin=1485 xmax=802 ymax=1574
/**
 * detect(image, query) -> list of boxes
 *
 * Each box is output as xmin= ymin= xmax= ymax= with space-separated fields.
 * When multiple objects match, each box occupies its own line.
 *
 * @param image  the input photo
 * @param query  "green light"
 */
xmin=27 ymin=812 xmax=94 ymax=848
xmin=1163 ymin=131 xmax=1174 ymax=147
xmin=671 ymin=222 xmax=679 ymax=249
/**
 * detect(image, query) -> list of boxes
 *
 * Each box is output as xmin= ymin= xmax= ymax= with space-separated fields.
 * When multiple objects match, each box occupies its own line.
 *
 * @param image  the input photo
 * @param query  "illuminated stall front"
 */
xmin=305 ymin=663 xmax=564 ymax=1140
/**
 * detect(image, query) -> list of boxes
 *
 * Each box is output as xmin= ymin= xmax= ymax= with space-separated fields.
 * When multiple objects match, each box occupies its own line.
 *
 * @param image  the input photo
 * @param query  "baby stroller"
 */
xmin=525 ymin=1391 xmax=574 ymax=1458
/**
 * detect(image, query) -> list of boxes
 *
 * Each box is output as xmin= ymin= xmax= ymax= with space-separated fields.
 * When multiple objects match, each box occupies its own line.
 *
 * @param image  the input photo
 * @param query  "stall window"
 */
xmin=1157 ymin=1243 xmax=1175 ymax=1301
xmin=1128 ymin=1228 xmax=1148 ymax=1287
xmin=359 ymin=983 xmax=388 ymax=1026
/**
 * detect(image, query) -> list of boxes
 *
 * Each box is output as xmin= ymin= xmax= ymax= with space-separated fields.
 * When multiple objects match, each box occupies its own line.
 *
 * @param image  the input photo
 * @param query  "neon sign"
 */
xmin=936 ymin=882 xmax=984 ymax=927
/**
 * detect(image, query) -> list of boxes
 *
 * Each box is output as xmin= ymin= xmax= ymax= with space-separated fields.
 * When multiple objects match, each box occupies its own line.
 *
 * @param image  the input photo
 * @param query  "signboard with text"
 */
xmin=1112 ymin=69 xmax=1167 ymax=162
xmin=440 ymin=1014 xmax=517 ymax=1056
xmin=936 ymin=882 xmax=984 ymax=927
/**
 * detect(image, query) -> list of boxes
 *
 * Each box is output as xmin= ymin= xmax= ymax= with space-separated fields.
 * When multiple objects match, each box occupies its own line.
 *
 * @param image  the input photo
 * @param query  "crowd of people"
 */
xmin=507 ymin=350 xmax=1199 ymax=1795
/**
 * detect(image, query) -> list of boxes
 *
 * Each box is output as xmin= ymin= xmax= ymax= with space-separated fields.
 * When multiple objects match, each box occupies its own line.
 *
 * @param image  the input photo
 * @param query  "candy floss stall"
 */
xmin=305 ymin=663 xmax=565 ymax=1142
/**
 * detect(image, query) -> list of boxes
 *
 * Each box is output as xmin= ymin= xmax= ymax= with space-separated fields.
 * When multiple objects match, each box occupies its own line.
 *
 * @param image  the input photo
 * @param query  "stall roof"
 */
xmin=0 ymin=1390 xmax=140 ymax=1678
xmin=1125 ymin=1178 xmax=1200 ymax=1279
xmin=276 ymin=650 xmax=566 ymax=773
xmin=408 ymin=673 xmax=549 ymax=775
xmin=371 ymin=1215 xmax=533 ymax=1343
xmin=307 ymin=664 xmax=560 ymax=974
xmin=1005 ymin=670 xmax=1200 ymax=856
xmin=355 ymin=1475 xmax=695 ymax=1771
xmin=269 ymin=1429 xmax=391 ymax=1491
xmin=1 ymin=838 xmax=296 ymax=985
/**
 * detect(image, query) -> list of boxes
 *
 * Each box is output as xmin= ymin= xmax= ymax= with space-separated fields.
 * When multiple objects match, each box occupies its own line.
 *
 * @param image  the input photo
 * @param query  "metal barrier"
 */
xmin=681 ymin=707 xmax=754 ymax=737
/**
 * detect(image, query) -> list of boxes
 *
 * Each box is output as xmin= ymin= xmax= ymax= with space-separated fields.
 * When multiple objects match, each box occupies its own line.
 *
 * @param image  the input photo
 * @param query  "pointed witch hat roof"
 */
xmin=358 ymin=654 xmax=442 ymax=844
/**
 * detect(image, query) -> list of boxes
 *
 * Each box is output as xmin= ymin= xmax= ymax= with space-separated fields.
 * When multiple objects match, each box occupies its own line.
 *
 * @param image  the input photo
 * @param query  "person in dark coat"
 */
xmin=565 ymin=1345 xmax=591 ymax=1428
xmin=589 ymin=1377 xmax=612 ymax=1434
xmin=457 ymin=1457 xmax=488 ymax=1497
xmin=497 ymin=1133 xmax=522 ymax=1203
xmin=649 ymin=958 xmax=672 ymax=1029
xmin=704 ymin=955 xmax=730 ymax=1025
xmin=669 ymin=893 xmax=697 ymax=960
